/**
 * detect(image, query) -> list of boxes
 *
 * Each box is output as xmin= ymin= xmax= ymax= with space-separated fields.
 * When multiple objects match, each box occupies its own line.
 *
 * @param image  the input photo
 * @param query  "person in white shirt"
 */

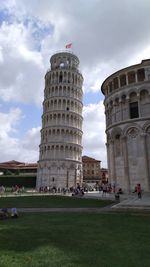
xmin=11 ymin=207 xmax=18 ymax=218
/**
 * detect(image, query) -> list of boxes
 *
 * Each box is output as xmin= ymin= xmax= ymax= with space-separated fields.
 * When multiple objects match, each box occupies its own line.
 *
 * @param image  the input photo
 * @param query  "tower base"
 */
xmin=36 ymin=160 xmax=82 ymax=189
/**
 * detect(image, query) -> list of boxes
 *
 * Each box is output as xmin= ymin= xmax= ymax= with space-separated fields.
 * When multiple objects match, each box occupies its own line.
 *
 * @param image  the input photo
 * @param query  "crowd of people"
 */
xmin=38 ymin=183 xmax=123 ymax=196
xmin=38 ymin=185 xmax=85 ymax=196
xmin=0 ymin=185 xmax=25 ymax=195
xmin=0 ymin=182 xmax=142 ymax=200
xmin=11 ymin=185 xmax=25 ymax=193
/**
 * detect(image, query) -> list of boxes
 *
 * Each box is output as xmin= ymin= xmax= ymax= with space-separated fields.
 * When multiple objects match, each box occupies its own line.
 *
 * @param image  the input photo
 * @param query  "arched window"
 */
xmin=128 ymin=71 xmax=135 ymax=84
xmin=60 ymin=62 xmax=64 ymax=68
xmin=109 ymin=81 xmax=113 ymax=93
xmin=120 ymin=74 xmax=126 ymax=87
xmin=137 ymin=68 xmax=145 ymax=82
xmin=113 ymin=77 xmax=119 ymax=89
xmin=129 ymin=92 xmax=139 ymax=119
xmin=59 ymin=72 xmax=63 ymax=82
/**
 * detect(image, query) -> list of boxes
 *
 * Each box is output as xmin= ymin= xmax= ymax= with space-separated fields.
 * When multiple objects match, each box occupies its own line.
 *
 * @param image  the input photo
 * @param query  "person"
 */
xmin=11 ymin=207 xmax=18 ymax=218
xmin=137 ymin=184 xmax=142 ymax=199
xmin=133 ymin=186 xmax=137 ymax=193
xmin=102 ymin=184 xmax=107 ymax=197
xmin=0 ymin=185 xmax=5 ymax=195
xmin=112 ymin=182 xmax=116 ymax=193
xmin=115 ymin=192 xmax=120 ymax=201
xmin=117 ymin=188 xmax=123 ymax=194
xmin=80 ymin=188 xmax=84 ymax=196
xmin=0 ymin=208 xmax=9 ymax=219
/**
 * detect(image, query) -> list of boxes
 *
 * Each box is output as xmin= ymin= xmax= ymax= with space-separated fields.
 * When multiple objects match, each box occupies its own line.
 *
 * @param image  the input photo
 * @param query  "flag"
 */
xmin=65 ymin=43 xmax=72 ymax=49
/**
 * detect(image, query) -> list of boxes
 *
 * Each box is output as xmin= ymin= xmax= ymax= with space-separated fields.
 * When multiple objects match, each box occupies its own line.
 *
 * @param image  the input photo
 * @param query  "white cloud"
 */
xmin=0 ymin=108 xmax=22 ymax=137
xmin=0 ymin=108 xmax=40 ymax=162
xmin=128 ymin=45 xmax=150 ymax=66
xmin=83 ymin=102 xmax=107 ymax=167
xmin=0 ymin=22 xmax=44 ymax=105
xmin=19 ymin=127 xmax=41 ymax=162
xmin=0 ymin=108 xmax=22 ymax=160
xmin=1 ymin=0 xmax=150 ymax=101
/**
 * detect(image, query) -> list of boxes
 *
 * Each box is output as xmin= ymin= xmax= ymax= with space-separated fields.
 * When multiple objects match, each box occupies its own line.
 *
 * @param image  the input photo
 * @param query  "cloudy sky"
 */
xmin=0 ymin=0 xmax=150 ymax=167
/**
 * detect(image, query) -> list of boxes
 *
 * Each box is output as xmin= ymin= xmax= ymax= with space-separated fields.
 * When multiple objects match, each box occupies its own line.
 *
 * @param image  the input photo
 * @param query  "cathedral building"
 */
xmin=36 ymin=52 xmax=83 ymax=189
xmin=101 ymin=59 xmax=150 ymax=192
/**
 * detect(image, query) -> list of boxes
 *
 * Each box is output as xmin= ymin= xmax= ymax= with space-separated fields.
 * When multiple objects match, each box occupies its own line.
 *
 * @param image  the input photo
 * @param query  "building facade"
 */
xmin=101 ymin=168 xmax=109 ymax=184
xmin=0 ymin=160 xmax=37 ymax=174
xmin=36 ymin=52 xmax=83 ymax=189
xmin=82 ymin=156 xmax=101 ymax=184
xmin=101 ymin=59 xmax=150 ymax=192
xmin=0 ymin=160 xmax=37 ymax=187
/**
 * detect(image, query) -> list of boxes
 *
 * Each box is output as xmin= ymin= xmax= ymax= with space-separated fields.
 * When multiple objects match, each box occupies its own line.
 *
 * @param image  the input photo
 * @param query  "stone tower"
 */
xmin=101 ymin=59 xmax=150 ymax=192
xmin=36 ymin=51 xmax=83 ymax=189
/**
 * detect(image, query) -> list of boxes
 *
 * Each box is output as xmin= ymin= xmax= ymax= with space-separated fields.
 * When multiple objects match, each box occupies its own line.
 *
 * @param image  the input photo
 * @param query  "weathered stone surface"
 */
xmin=101 ymin=59 xmax=150 ymax=192
xmin=37 ymin=52 xmax=83 ymax=189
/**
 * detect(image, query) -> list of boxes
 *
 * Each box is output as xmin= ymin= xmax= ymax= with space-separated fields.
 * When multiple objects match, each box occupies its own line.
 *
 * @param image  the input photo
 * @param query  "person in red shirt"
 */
xmin=137 ymin=184 xmax=142 ymax=199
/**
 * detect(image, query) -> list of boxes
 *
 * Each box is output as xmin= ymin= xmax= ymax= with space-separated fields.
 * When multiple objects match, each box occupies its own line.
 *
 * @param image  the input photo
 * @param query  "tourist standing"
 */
xmin=137 ymin=184 xmax=142 ymax=199
xmin=102 ymin=184 xmax=107 ymax=197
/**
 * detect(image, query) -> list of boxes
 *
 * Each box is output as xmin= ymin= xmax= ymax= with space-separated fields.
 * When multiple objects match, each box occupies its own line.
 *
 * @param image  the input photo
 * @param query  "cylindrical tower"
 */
xmin=36 ymin=51 xmax=83 ymax=189
xmin=101 ymin=59 xmax=150 ymax=192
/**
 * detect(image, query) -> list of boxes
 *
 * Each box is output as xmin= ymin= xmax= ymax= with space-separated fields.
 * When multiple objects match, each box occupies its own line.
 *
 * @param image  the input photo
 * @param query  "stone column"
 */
xmin=119 ymin=99 xmax=123 ymax=121
xmin=106 ymin=142 xmax=111 ymax=184
xmin=135 ymin=72 xmax=138 ymax=83
xmin=66 ymin=169 xmax=69 ymax=188
xmin=74 ymin=168 xmax=77 ymax=187
xmin=141 ymin=133 xmax=150 ymax=191
xmin=137 ymin=93 xmax=141 ymax=117
xmin=105 ymin=110 xmax=107 ymax=127
xmin=125 ymin=73 xmax=128 ymax=85
xmin=126 ymin=97 xmax=130 ymax=119
xmin=118 ymin=76 xmax=121 ymax=88
xmin=110 ymin=139 xmax=116 ymax=185
xmin=113 ymin=102 xmax=116 ymax=123
xmin=122 ymin=136 xmax=130 ymax=192
xmin=79 ymin=169 xmax=82 ymax=185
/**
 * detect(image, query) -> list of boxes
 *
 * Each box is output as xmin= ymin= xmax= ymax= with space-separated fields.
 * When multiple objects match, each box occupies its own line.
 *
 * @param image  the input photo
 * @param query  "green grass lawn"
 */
xmin=0 ymin=195 xmax=115 ymax=208
xmin=0 ymin=212 xmax=150 ymax=267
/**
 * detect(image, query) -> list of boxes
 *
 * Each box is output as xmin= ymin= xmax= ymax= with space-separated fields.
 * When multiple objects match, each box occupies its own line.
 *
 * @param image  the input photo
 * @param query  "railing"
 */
xmin=52 ymin=49 xmax=76 ymax=56
xmin=46 ymin=67 xmax=82 ymax=75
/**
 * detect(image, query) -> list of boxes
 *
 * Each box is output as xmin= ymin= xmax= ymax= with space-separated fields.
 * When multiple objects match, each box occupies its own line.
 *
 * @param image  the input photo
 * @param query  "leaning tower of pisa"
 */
xmin=36 ymin=51 xmax=83 ymax=189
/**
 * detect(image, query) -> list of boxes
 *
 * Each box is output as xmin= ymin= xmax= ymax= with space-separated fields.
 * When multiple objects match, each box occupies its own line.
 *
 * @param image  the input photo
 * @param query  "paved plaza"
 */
xmin=112 ymin=193 xmax=150 ymax=210
xmin=84 ymin=191 xmax=150 ymax=211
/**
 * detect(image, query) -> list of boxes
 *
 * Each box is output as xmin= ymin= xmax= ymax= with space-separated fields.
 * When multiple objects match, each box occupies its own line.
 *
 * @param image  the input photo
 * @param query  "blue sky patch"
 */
xmin=24 ymin=18 xmax=54 ymax=51
xmin=84 ymin=91 xmax=104 ymax=105
xmin=0 ymin=101 xmax=41 ymax=138
xmin=0 ymin=9 xmax=14 ymax=25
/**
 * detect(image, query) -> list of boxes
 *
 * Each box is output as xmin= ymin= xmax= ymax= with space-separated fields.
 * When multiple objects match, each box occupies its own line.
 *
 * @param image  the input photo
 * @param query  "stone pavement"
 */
xmin=84 ymin=191 xmax=150 ymax=210
xmin=17 ymin=207 xmax=110 ymax=213
xmin=112 ymin=192 xmax=150 ymax=211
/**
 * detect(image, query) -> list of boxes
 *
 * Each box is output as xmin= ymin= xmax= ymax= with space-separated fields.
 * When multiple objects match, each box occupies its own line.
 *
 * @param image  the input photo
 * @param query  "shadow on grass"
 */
xmin=0 ymin=195 xmax=115 ymax=208
xmin=0 ymin=213 xmax=150 ymax=267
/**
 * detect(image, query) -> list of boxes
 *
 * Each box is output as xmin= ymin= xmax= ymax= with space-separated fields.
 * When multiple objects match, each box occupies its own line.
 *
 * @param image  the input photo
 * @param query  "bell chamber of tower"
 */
xmin=101 ymin=59 xmax=150 ymax=192
xmin=36 ymin=52 xmax=83 ymax=189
